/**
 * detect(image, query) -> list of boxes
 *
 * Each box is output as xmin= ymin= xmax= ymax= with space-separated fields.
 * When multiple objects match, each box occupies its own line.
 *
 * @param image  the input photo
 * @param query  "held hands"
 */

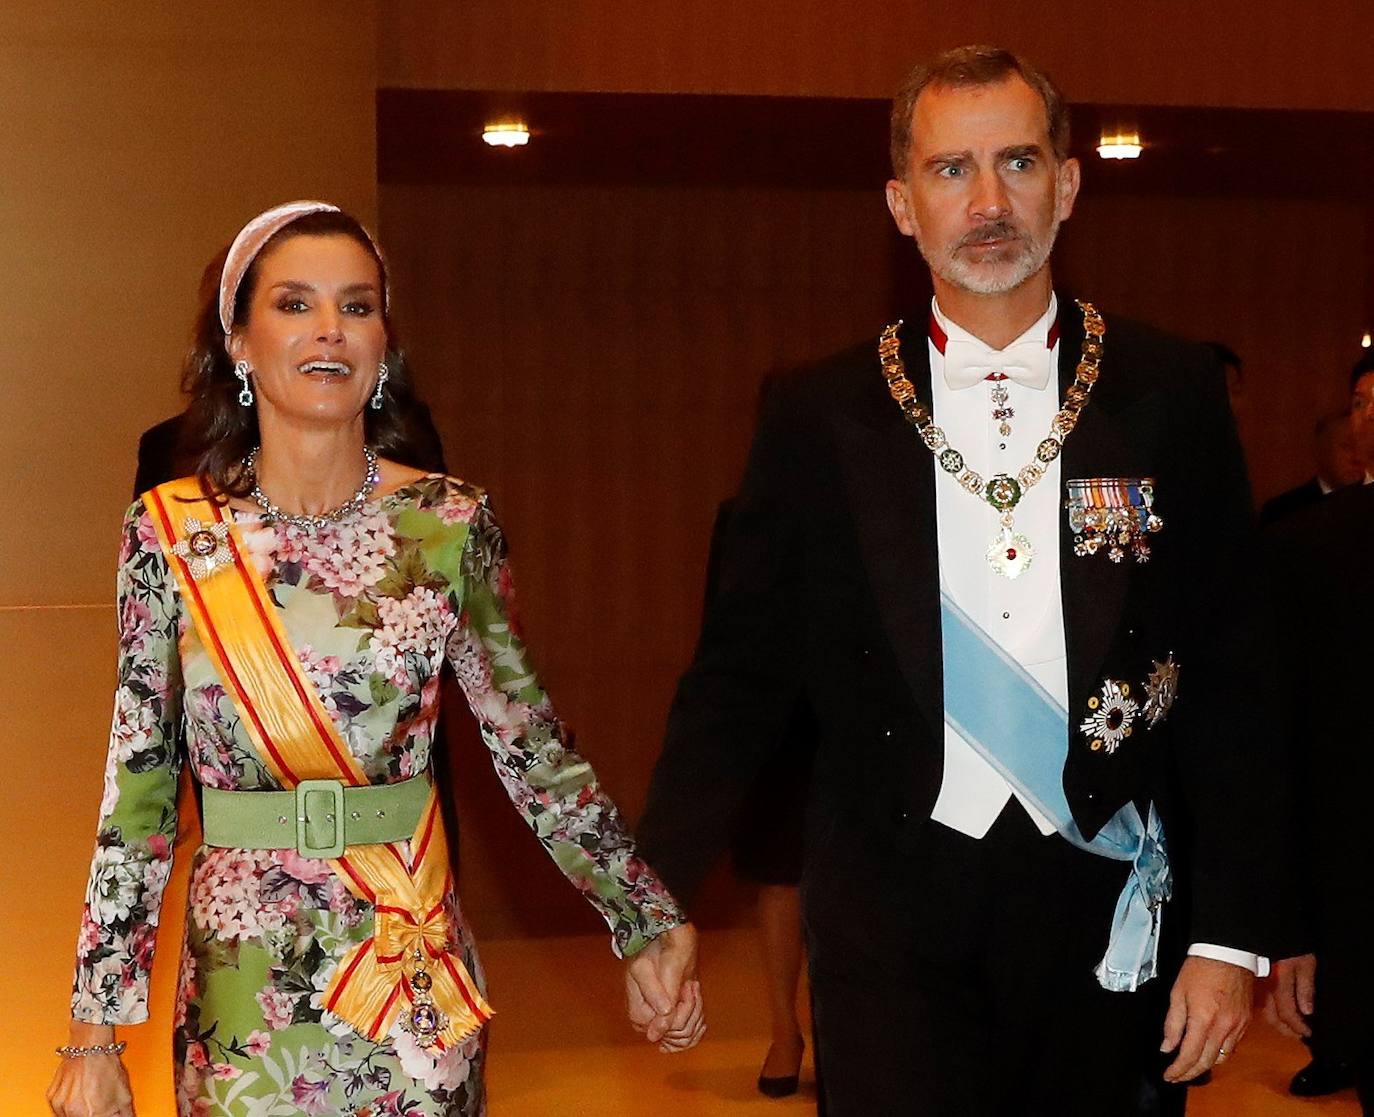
xmin=1264 ymin=954 xmax=1316 ymax=1039
xmin=1160 ymin=956 xmax=1254 ymax=1083
xmin=47 ymin=1023 xmax=135 ymax=1117
xmin=625 ymin=922 xmax=705 ymax=1052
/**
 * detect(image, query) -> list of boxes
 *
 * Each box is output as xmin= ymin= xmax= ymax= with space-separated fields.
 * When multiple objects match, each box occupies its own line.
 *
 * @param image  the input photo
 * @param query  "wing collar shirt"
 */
xmin=927 ymin=293 xmax=1266 ymax=976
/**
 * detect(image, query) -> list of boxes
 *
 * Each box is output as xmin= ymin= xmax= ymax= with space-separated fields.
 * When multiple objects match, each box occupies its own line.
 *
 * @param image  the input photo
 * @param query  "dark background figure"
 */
xmin=1205 ymin=341 xmax=1244 ymax=419
xmin=1259 ymin=412 xmax=1363 ymax=529
xmin=1264 ymin=483 xmax=1374 ymax=1114
xmin=1350 ymin=352 xmax=1374 ymax=486
xmin=704 ymin=499 xmax=817 ymax=1100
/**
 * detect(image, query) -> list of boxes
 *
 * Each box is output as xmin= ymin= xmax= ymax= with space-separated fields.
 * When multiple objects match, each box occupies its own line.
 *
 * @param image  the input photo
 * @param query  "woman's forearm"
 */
xmin=65 ymin=1020 xmax=116 ymax=1045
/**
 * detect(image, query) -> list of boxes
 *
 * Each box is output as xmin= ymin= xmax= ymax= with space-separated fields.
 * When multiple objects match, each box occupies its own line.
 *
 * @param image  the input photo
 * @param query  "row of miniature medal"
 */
xmin=879 ymin=301 xmax=1162 ymax=579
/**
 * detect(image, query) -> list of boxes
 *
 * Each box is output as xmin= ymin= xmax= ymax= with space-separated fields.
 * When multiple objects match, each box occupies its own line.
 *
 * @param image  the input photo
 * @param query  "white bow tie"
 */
xmin=941 ymin=336 xmax=1054 ymax=392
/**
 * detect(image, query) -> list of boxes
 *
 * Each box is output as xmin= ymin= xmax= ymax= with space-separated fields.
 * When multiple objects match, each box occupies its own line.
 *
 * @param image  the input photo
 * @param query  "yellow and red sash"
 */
xmin=146 ymin=477 xmax=491 ymax=1048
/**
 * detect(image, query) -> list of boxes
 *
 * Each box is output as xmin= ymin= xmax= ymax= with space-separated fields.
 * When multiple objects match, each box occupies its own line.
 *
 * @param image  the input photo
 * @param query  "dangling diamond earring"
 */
xmin=234 ymin=360 xmax=254 ymax=407
xmin=370 ymin=361 xmax=389 ymax=411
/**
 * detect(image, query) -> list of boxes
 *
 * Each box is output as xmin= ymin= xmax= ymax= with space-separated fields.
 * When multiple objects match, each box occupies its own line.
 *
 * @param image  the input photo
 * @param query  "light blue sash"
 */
xmin=940 ymin=591 xmax=1171 ymax=992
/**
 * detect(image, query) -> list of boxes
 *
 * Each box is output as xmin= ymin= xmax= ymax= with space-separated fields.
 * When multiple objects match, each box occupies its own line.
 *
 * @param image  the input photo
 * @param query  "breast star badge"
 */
xmin=170 ymin=517 xmax=233 ymax=580
xmin=1079 ymin=679 xmax=1139 ymax=755
xmin=1143 ymin=655 xmax=1180 ymax=727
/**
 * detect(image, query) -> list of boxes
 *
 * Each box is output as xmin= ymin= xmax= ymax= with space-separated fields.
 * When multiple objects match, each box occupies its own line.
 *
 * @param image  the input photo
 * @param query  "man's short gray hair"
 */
xmin=890 ymin=45 xmax=1071 ymax=179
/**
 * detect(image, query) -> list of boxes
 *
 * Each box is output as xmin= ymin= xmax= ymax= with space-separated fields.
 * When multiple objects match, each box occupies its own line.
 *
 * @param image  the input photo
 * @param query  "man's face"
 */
xmin=1350 ymin=372 xmax=1374 ymax=472
xmin=885 ymin=75 xmax=1080 ymax=296
xmin=1317 ymin=415 xmax=1364 ymax=488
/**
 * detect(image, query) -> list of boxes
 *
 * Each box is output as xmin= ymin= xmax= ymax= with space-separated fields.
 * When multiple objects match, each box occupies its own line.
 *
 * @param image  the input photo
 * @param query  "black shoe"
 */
xmin=1290 ymin=1056 xmax=1356 ymax=1097
xmin=758 ymin=1072 xmax=800 ymax=1099
xmin=757 ymin=1038 xmax=804 ymax=1098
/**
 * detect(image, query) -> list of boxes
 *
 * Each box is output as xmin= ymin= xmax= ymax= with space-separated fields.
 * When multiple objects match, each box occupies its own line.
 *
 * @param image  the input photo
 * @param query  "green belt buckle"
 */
xmin=295 ymin=779 xmax=346 ymax=858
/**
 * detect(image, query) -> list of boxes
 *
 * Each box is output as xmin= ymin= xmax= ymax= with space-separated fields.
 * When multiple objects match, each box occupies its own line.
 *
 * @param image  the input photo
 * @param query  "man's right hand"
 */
xmin=625 ymin=922 xmax=705 ymax=1051
xmin=1265 ymin=954 xmax=1316 ymax=1039
xmin=47 ymin=1023 xmax=135 ymax=1117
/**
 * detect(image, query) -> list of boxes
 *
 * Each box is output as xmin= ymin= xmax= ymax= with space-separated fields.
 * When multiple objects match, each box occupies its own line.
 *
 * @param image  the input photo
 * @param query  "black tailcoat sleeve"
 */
xmin=637 ymin=376 xmax=815 ymax=902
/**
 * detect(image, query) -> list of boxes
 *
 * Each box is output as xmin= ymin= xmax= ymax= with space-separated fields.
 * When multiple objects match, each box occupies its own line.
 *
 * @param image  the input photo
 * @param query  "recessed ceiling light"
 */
xmin=1097 ymin=130 xmax=1142 ymax=160
xmin=483 ymin=123 xmax=530 ymax=148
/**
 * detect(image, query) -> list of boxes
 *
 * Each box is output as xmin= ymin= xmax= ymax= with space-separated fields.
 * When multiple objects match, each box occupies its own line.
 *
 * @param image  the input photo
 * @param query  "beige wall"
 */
xmin=0 ymin=4 xmax=378 ymax=1112
xmin=379 ymin=0 xmax=1374 ymax=112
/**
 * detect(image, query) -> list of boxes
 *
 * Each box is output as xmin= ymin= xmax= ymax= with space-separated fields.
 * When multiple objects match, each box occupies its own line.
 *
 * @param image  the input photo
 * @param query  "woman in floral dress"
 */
xmin=48 ymin=202 xmax=702 ymax=1117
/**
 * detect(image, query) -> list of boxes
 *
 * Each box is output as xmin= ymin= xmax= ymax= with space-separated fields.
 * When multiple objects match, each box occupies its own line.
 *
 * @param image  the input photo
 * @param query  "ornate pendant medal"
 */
xmin=170 ymin=516 xmax=233 ymax=581
xmin=984 ymin=474 xmax=1033 ymax=579
xmin=878 ymin=302 xmax=1107 ymax=581
xmin=989 ymin=374 xmax=1014 ymax=437
xmin=399 ymin=949 xmax=450 ymax=1048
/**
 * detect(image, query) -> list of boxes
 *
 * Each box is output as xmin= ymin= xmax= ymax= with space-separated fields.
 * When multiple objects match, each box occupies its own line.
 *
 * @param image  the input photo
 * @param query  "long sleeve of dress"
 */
xmin=71 ymin=501 xmax=184 ymax=1024
xmin=443 ymin=494 xmax=686 ymax=957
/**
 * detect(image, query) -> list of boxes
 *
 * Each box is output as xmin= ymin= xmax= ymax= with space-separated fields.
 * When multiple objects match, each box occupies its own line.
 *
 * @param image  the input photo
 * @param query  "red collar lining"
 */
xmin=927 ymin=311 xmax=1061 ymax=357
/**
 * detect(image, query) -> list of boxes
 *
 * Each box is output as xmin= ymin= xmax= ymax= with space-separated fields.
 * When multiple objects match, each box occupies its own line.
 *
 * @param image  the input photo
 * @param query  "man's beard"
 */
xmin=917 ymin=217 xmax=1059 ymax=296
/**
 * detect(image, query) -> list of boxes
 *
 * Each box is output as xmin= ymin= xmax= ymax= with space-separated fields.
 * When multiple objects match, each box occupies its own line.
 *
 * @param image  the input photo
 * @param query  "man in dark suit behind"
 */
xmin=1258 ymin=412 xmax=1362 ymax=529
xmin=637 ymin=45 xmax=1289 ymax=1116
xmin=1266 ymin=484 xmax=1374 ymax=1114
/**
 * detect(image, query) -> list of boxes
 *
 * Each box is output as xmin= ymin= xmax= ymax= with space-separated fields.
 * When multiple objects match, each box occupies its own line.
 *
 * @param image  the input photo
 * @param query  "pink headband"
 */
xmin=217 ymin=200 xmax=389 ymax=336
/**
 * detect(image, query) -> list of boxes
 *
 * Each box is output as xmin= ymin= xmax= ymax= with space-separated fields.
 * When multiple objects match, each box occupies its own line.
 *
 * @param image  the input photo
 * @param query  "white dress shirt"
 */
xmin=925 ymin=294 xmax=1267 ymax=976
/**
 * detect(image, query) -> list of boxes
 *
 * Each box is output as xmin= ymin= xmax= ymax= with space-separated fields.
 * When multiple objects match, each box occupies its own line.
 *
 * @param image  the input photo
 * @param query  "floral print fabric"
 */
xmin=72 ymin=475 xmax=684 ymax=1115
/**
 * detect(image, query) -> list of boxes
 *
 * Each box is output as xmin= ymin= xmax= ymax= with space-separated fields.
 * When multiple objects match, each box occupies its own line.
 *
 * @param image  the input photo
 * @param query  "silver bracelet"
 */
xmin=56 ymin=1040 xmax=126 ymax=1059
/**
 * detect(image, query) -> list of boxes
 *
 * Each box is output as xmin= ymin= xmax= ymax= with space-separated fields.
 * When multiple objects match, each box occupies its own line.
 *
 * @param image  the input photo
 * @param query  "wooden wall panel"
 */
xmin=379 ymin=0 xmax=1374 ymax=113
xmin=1057 ymin=196 xmax=1369 ymax=501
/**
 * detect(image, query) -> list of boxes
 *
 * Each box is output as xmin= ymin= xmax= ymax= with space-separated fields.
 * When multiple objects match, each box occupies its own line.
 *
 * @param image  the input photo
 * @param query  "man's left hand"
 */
xmin=1160 ymin=956 xmax=1253 ymax=1082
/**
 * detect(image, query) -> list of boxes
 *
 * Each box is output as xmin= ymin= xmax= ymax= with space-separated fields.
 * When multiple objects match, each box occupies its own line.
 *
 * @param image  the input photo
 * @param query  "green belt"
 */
xmin=202 ymin=775 xmax=431 ymax=859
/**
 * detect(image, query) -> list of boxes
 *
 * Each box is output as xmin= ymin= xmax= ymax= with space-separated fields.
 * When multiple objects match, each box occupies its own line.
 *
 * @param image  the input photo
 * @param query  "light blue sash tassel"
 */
xmin=940 ymin=591 xmax=1172 ymax=992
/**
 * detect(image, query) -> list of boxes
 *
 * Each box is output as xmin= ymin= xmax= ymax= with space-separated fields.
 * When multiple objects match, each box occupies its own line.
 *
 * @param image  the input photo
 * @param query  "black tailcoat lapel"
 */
xmin=1057 ymin=299 xmax=1132 ymax=716
xmin=831 ymin=322 xmax=944 ymax=735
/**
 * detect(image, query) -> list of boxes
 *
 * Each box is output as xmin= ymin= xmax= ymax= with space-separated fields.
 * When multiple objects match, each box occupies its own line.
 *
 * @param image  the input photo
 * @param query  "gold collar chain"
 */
xmin=878 ymin=299 xmax=1106 ymax=578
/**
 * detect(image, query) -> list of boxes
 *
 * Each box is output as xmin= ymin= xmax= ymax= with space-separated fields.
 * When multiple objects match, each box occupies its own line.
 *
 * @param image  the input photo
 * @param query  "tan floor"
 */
xmin=480 ymin=928 xmax=1362 ymax=1116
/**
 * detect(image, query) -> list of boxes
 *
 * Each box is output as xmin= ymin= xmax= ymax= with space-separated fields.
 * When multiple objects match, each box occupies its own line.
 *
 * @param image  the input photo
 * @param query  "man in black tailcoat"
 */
xmin=1265 ymin=484 xmax=1374 ymax=1114
xmin=1258 ymin=412 xmax=1362 ymax=529
xmin=637 ymin=45 xmax=1289 ymax=1116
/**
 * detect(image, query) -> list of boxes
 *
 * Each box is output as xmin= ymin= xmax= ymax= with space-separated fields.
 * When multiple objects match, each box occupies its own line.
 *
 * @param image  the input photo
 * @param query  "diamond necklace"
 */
xmin=878 ymin=299 xmax=1106 ymax=579
xmin=245 ymin=445 xmax=380 ymax=531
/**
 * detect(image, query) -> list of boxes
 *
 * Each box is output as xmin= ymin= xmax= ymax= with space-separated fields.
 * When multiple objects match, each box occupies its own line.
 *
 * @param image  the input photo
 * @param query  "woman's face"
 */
xmin=228 ymin=232 xmax=387 ymax=429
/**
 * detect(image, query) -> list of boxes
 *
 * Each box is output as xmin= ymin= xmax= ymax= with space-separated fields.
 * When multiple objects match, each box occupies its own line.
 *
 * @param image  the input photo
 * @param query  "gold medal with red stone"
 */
xmin=169 ymin=516 xmax=233 ymax=581
xmin=987 ymin=526 xmax=1035 ymax=579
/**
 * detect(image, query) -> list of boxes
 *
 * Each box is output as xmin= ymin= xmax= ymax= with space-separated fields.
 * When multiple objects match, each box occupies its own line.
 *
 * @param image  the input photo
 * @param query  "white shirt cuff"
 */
xmin=1187 ymin=942 xmax=1270 ymax=978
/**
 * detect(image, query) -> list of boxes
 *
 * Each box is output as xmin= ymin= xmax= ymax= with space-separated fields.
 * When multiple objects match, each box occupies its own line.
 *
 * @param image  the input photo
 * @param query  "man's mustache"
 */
xmin=957 ymin=221 xmax=1024 ymax=248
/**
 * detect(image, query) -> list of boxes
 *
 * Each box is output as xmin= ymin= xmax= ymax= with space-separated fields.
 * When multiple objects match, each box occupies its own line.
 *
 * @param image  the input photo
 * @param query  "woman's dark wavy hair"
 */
xmin=180 ymin=210 xmax=436 ymax=498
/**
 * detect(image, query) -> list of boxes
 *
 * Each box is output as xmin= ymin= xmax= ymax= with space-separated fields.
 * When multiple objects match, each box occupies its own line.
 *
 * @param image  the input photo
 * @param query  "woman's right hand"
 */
xmin=46 ymin=1023 xmax=135 ymax=1117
